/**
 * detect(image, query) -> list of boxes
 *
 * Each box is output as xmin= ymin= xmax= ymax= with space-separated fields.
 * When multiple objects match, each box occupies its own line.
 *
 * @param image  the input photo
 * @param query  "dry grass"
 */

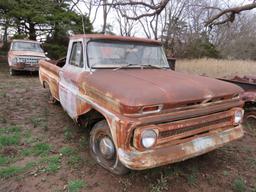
xmin=176 ymin=58 xmax=256 ymax=78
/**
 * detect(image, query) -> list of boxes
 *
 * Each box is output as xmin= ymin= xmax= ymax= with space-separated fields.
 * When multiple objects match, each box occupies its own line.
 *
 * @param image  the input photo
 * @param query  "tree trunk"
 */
xmin=29 ymin=23 xmax=36 ymax=40
xmin=102 ymin=0 xmax=107 ymax=34
xmin=3 ymin=19 xmax=9 ymax=50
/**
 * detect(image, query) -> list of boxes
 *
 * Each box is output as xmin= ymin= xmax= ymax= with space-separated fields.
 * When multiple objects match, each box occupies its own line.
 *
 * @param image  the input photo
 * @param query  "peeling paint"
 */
xmin=39 ymin=34 xmax=245 ymax=171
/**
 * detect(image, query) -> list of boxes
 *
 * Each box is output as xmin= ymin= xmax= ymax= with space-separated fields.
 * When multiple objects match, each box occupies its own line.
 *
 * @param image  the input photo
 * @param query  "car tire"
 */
xmin=244 ymin=111 xmax=256 ymax=125
xmin=9 ymin=69 xmax=16 ymax=76
xmin=44 ymin=82 xmax=57 ymax=104
xmin=89 ymin=120 xmax=129 ymax=175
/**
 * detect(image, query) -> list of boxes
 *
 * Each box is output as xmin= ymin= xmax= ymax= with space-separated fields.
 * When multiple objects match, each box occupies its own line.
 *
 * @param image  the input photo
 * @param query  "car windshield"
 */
xmin=87 ymin=41 xmax=169 ymax=68
xmin=12 ymin=42 xmax=43 ymax=52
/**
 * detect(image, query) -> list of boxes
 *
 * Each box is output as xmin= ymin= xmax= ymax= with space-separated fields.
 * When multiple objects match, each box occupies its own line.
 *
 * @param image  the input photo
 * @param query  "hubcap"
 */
xmin=99 ymin=136 xmax=115 ymax=159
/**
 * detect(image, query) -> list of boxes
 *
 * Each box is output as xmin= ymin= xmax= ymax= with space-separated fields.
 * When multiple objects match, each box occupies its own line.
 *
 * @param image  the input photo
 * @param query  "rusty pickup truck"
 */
xmin=8 ymin=39 xmax=48 ymax=75
xmin=39 ymin=34 xmax=244 ymax=175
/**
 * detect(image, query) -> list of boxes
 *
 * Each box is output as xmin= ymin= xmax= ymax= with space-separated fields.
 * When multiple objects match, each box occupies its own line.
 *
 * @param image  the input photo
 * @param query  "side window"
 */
xmin=69 ymin=42 xmax=83 ymax=67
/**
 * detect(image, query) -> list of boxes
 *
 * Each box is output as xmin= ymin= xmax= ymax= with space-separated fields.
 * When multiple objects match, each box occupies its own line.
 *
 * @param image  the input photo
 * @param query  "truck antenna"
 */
xmin=71 ymin=0 xmax=85 ymax=34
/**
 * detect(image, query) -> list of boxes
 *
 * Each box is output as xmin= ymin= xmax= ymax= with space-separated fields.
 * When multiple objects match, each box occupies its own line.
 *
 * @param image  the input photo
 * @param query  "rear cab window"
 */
xmin=69 ymin=42 xmax=83 ymax=68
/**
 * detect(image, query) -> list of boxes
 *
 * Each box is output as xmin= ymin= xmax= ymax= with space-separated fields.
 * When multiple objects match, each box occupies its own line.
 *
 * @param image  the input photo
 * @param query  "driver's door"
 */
xmin=59 ymin=40 xmax=86 ymax=119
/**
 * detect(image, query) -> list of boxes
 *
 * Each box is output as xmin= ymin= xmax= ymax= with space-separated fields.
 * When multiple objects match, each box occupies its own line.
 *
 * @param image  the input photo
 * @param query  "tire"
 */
xmin=44 ymin=83 xmax=57 ymax=104
xmin=244 ymin=111 xmax=256 ymax=125
xmin=89 ymin=120 xmax=129 ymax=175
xmin=9 ymin=69 xmax=16 ymax=76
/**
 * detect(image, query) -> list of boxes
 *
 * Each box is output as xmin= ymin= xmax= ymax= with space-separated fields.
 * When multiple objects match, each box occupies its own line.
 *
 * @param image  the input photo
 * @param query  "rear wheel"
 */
xmin=44 ymin=83 xmax=57 ymax=104
xmin=89 ymin=120 xmax=129 ymax=175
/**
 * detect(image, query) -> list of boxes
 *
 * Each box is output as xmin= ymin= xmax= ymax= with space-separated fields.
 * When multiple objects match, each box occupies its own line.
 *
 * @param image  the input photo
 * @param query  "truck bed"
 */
xmin=39 ymin=58 xmax=65 ymax=101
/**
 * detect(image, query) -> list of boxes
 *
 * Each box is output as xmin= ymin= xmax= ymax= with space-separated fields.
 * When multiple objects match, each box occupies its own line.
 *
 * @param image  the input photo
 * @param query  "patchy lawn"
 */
xmin=0 ymin=61 xmax=255 ymax=192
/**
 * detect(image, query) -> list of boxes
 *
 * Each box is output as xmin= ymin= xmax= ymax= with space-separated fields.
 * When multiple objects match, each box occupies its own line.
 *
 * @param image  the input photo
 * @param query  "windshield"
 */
xmin=87 ymin=41 xmax=169 ymax=68
xmin=12 ymin=42 xmax=43 ymax=52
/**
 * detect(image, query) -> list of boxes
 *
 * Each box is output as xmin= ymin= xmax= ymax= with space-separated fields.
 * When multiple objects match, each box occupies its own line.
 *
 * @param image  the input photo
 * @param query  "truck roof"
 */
xmin=70 ymin=34 xmax=162 ymax=45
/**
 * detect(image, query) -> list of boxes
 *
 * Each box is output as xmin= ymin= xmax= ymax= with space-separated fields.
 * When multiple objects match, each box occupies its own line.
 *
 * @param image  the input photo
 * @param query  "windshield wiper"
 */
xmin=140 ymin=64 xmax=166 ymax=70
xmin=113 ymin=63 xmax=140 ymax=71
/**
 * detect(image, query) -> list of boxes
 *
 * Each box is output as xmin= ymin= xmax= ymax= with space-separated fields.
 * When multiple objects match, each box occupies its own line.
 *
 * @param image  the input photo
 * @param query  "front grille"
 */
xmin=17 ymin=56 xmax=41 ymax=65
xmin=155 ymin=110 xmax=234 ymax=146
xmin=159 ymin=117 xmax=231 ymax=138
xmin=132 ymin=108 xmax=239 ymax=150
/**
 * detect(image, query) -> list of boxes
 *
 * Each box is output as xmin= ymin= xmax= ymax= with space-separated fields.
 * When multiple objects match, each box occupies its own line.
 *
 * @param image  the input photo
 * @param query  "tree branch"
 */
xmin=205 ymin=2 xmax=256 ymax=27
xmin=108 ymin=0 xmax=169 ymax=20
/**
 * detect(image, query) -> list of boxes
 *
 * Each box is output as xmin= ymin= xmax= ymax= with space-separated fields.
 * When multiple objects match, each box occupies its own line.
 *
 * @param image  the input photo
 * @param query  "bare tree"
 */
xmin=116 ymin=9 xmax=137 ymax=36
xmin=80 ymin=0 xmax=101 ymax=25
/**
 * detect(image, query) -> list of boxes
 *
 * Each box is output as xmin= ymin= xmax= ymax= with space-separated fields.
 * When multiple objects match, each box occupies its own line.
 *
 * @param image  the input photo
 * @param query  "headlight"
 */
xmin=141 ymin=129 xmax=157 ymax=148
xmin=234 ymin=109 xmax=244 ymax=124
xmin=11 ymin=57 xmax=17 ymax=64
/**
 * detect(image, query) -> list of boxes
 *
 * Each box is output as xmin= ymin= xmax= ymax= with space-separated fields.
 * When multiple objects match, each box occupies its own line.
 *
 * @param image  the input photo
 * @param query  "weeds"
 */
xmin=0 ymin=155 xmax=10 ymax=165
xmin=186 ymin=174 xmax=197 ymax=186
xmin=247 ymin=157 xmax=256 ymax=169
xmin=150 ymin=174 xmax=168 ymax=192
xmin=119 ymin=178 xmax=132 ymax=192
xmin=59 ymin=146 xmax=83 ymax=168
xmin=0 ymin=116 xmax=7 ymax=123
xmin=68 ymin=179 xmax=86 ymax=192
xmin=64 ymin=127 xmax=74 ymax=141
xmin=33 ymin=143 xmax=51 ymax=156
xmin=0 ymin=161 xmax=37 ymax=179
xmin=21 ymin=143 xmax=51 ymax=156
xmin=0 ymin=92 xmax=7 ymax=98
xmin=233 ymin=178 xmax=246 ymax=192
xmin=0 ymin=126 xmax=20 ymax=134
xmin=223 ymin=170 xmax=229 ymax=176
xmin=0 ymin=126 xmax=21 ymax=148
xmin=79 ymin=136 xmax=88 ymax=149
xmin=0 ymin=166 xmax=23 ymax=178
xmin=59 ymin=146 xmax=76 ymax=156
xmin=0 ymin=154 xmax=61 ymax=179
xmin=177 ymin=59 xmax=256 ymax=78
xmin=164 ymin=165 xmax=182 ymax=177
xmin=0 ymin=134 xmax=20 ymax=147
xmin=68 ymin=155 xmax=83 ymax=169
xmin=186 ymin=165 xmax=198 ymax=186
xmin=44 ymin=156 xmax=61 ymax=173
xmin=30 ymin=117 xmax=46 ymax=128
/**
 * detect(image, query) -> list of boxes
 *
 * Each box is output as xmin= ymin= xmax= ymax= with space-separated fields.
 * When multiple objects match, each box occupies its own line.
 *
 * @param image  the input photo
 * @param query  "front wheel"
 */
xmin=89 ymin=120 xmax=129 ymax=175
xmin=244 ymin=111 xmax=256 ymax=125
xmin=9 ymin=69 xmax=16 ymax=76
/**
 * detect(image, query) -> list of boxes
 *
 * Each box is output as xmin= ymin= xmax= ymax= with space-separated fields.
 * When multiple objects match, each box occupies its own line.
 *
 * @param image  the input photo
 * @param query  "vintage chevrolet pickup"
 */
xmin=8 ymin=39 xmax=48 ymax=75
xmin=39 ymin=34 xmax=244 ymax=175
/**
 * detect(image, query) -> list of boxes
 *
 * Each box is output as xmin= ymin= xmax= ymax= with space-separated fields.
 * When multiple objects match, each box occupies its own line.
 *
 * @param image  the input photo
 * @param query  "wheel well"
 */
xmin=77 ymin=109 xmax=106 ymax=130
xmin=244 ymin=101 xmax=256 ymax=111
xmin=42 ymin=81 xmax=47 ymax=88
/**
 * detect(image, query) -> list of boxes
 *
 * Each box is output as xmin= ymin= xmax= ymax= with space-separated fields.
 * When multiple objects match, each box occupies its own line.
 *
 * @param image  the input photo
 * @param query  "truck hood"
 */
xmin=83 ymin=69 xmax=243 ymax=113
xmin=8 ymin=51 xmax=46 ymax=57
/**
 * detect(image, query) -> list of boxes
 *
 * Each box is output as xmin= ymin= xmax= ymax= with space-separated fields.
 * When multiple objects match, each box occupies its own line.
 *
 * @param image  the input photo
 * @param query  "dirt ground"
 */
xmin=0 ymin=61 xmax=255 ymax=192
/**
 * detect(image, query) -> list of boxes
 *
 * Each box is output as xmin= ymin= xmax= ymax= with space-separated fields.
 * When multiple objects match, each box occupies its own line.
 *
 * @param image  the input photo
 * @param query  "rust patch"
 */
xmin=39 ymin=34 xmax=245 ymax=171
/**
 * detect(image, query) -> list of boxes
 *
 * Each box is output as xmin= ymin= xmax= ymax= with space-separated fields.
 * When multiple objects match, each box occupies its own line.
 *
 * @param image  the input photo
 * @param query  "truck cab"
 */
xmin=39 ymin=34 xmax=244 ymax=175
